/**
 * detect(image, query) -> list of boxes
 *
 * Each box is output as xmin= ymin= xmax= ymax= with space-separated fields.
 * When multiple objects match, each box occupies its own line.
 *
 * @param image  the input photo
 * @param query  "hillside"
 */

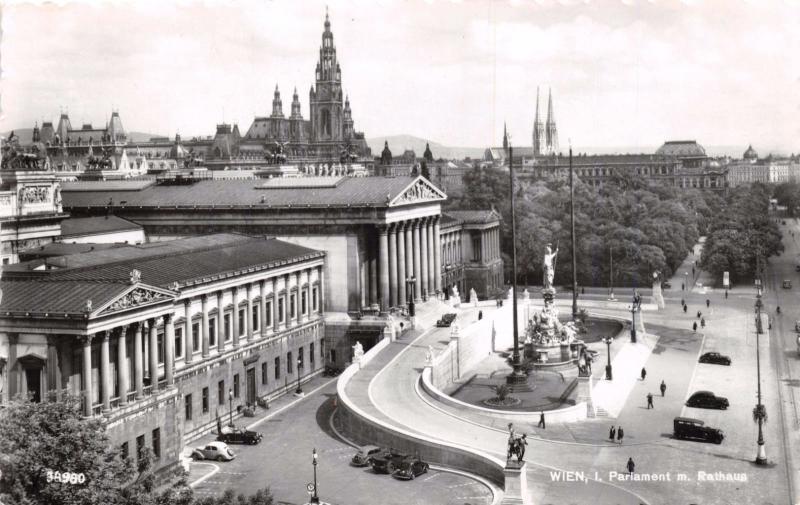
xmin=367 ymin=135 xmax=485 ymax=161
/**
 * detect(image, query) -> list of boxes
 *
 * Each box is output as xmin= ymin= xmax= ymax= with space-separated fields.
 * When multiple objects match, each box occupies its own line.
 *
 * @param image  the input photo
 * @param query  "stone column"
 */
xmin=272 ymin=277 xmax=279 ymax=332
xmin=360 ymin=260 xmax=367 ymax=308
xmin=201 ymin=295 xmax=210 ymax=358
xmin=46 ymin=336 xmax=61 ymax=401
xmin=378 ymin=225 xmax=390 ymax=312
xmin=148 ymin=319 xmax=159 ymax=393
xmin=260 ymin=280 xmax=267 ymax=336
xmin=81 ymin=335 xmax=94 ymax=417
xmin=412 ymin=220 xmax=422 ymax=302
xmin=217 ymin=291 xmax=225 ymax=353
xmin=388 ymin=225 xmax=398 ymax=308
xmin=117 ymin=325 xmax=129 ymax=406
xmin=164 ymin=314 xmax=175 ymax=386
xmin=426 ymin=219 xmax=435 ymax=296
xmin=183 ymin=301 xmax=193 ymax=364
xmin=318 ymin=265 xmax=325 ymax=314
xmin=232 ymin=287 xmax=240 ymax=346
xmin=368 ymin=250 xmax=378 ymax=307
xmin=246 ymin=283 xmax=254 ymax=339
xmin=420 ymin=218 xmax=429 ymax=299
xmin=100 ymin=331 xmax=111 ymax=413
xmin=296 ymin=272 xmax=303 ymax=323
xmin=433 ymin=217 xmax=442 ymax=295
xmin=397 ymin=222 xmax=407 ymax=306
xmin=134 ymin=323 xmax=144 ymax=399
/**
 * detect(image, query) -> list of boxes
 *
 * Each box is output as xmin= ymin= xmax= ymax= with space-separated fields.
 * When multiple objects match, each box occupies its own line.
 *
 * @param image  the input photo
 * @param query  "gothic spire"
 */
xmin=547 ymin=88 xmax=555 ymax=124
xmin=503 ymin=121 xmax=508 ymax=150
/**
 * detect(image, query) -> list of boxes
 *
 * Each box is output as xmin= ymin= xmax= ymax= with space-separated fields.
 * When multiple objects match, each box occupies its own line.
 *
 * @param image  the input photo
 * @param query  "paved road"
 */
xmin=188 ymin=377 xmax=494 ymax=505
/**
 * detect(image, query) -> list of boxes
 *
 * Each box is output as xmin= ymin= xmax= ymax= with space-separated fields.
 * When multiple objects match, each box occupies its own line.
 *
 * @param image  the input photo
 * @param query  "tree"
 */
xmin=0 ymin=394 xmax=129 ymax=505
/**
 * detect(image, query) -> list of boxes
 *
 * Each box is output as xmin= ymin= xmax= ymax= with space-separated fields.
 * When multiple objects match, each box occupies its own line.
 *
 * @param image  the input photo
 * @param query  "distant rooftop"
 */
xmin=60 ymin=215 xmax=142 ymax=238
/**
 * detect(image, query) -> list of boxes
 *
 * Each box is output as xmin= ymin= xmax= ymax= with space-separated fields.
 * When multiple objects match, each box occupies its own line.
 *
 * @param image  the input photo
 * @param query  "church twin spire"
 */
xmin=533 ymin=87 xmax=558 ymax=156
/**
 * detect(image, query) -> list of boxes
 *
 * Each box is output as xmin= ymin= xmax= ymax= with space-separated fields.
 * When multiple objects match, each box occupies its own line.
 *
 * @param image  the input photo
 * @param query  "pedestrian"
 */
xmin=706 ymin=299 xmax=710 ymax=308
xmin=681 ymin=282 xmax=685 ymax=291
xmin=581 ymin=286 xmax=585 ymax=294
xmin=647 ymin=392 xmax=654 ymax=409
xmin=660 ymin=380 xmax=667 ymax=397
xmin=617 ymin=426 xmax=624 ymax=444
xmin=609 ymin=425 xmax=616 ymax=442
xmin=697 ymin=310 xmax=702 ymax=318
xmin=683 ymin=305 xmax=688 ymax=313
xmin=478 ymin=310 xmax=483 ymax=321
xmin=627 ymin=457 xmax=635 ymax=475
xmin=693 ymin=321 xmax=698 ymax=332
xmin=692 ymin=266 xmax=695 ymax=276
xmin=640 ymin=367 xmax=647 ymax=381
xmin=680 ymin=298 xmax=685 ymax=307
xmin=725 ymin=290 xmax=728 ymax=299
xmin=538 ymin=411 xmax=546 ymax=429
xmin=700 ymin=317 xmax=705 ymax=328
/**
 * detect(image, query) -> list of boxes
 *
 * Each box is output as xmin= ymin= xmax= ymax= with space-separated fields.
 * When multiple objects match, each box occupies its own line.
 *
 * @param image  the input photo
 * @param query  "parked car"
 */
xmin=783 ymin=279 xmax=792 ymax=289
xmin=351 ymin=445 xmax=382 ymax=467
xmin=217 ymin=426 xmax=263 ymax=445
xmin=795 ymin=265 xmax=800 ymax=272
xmin=673 ymin=417 xmax=724 ymax=444
xmin=370 ymin=449 xmax=409 ymax=474
xmin=686 ymin=391 xmax=729 ymax=410
xmin=192 ymin=441 xmax=236 ymax=461
xmin=391 ymin=458 xmax=430 ymax=480
xmin=794 ymin=320 xmax=800 ymax=332
xmin=662 ymin=281 xmax=672 ymax=289
xmin=436 ymin=313 xmax=457 ymax=327
xmin=698 ymin=352 xmax=731 ymax=366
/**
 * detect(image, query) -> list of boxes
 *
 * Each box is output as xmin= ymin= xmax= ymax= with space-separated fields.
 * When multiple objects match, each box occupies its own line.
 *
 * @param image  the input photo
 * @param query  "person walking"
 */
xmin=706 ymin=299 xmax=710 ymax=308
xmin=683 ymin=305 xmax=688 ymax=314
xmin=647 ymin=392 xmax=654 ymax=409
xmin=538 ymin=411 xmax=546 ymax=429
xmin=725 ymin=290 xmax=728 ymax=299
xmin=693 ymin=321 xmax=698 ymax=332
xmin=640 ymin=367 xmax=647 ymax=381
xmin=478 ymin=310 xmax=483 ymax=321
xmin=681 ymin=282 xmax=685 ymax=291
xmin=627 ymin=457 xmax=635 ymax=475
xmin=700 ymin=317 xmax=706 ymax=328
xmin=697 ymin=310 xmax=702 ymax=318
xmin=617 ymin=426 xmax=624 ymax=444
xmin=680 ymin=298 xmax=685 ymax=307
xmin=609 ymin=425 xmax=616 ymax=442
xmin=660 ymin=380 xmax=667 ymax=397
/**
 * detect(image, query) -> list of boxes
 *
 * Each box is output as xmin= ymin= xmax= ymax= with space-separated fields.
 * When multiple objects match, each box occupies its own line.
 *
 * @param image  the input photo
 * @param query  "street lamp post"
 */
xmin=296 ymin=357 xmax=303 ymax=395
xmin=754 ymin=247 xmax=767 ymax=465
xmin=602 ymin=336 xmax=613 ymax=380
xmin=228 ymin=388 xmax=233 ymax=428
xmin=569 ymin=146 xmax=578 ymax=318
xmin=505 ymin=143 xmax=527 ymax=387
xmin=630 ymin=292 xmax=637 ymax=343
xmin=310 ymin=447 xmax=320 ymax=504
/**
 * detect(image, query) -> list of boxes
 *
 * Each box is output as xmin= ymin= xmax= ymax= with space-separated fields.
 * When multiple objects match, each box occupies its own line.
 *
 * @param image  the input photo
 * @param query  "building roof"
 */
xmin=4 ymin=234 xmax=324 ymax=287
xmin=18 ymin=242 xmax=127 ymax=261
xmin=743 ymin=145 xmax=758 ymax=160
xmin=533 ymin=153 xmax=679 ymax=166
xmin=62 ymin=175 xmax=444 ymax=210
xmin=444 ymin=209 xmax=501 ymax=225
xmin=1 ymin=234 xmax=324 ymax=316
xmin=655 ymin=140 xmax=707 ymax=158
xmin=60 ymin=215 xmax=143 ymax=238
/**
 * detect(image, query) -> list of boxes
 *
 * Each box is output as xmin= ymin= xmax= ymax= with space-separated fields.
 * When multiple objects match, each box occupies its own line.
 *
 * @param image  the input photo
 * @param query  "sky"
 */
xmin=1 ymin=0 xmax=799 ymax=155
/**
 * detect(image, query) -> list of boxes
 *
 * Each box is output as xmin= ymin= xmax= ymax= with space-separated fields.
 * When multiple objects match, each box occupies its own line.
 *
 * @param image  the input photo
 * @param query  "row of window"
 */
xmin=184 ymin=342 xmax=323 ymax=420
xmin=120 ymin=428 xmax=160 ymax=464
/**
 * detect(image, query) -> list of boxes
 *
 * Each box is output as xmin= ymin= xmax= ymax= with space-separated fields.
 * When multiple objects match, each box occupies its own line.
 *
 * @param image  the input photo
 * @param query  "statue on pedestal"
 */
xmin=543 ymin=243 xmax=559 ymax=292
xmin=425 ymin=345 xmax=434 ymax=365
xmin=469 ymin=287 xmax=477 ymax=306
xmin=352 ymin=341 xmax=365 ymax=367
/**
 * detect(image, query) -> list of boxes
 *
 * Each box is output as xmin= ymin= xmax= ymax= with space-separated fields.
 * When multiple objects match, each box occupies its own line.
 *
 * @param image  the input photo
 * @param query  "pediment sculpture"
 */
xmin=391 ymin=180 xmax=445 ymax=206
xmin=102 ymin=288 xmax=171 ymax=314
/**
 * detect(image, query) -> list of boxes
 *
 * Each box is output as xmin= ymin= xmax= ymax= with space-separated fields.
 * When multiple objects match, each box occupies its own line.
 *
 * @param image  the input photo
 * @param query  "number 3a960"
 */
xmin=46 ymin=469 xmax=86 ymax=484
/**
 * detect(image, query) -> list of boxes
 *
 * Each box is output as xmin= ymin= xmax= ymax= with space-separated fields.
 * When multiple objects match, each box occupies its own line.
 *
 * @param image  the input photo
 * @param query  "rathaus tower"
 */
xmin=310 ymin=11 xmax=344 ymax=144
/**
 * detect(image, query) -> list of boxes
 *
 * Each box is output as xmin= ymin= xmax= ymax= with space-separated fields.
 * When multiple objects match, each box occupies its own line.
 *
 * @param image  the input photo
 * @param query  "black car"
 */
xmin=370 ymin=450 xmax=409 ymax=474
xmin=217 ymin=426 xmax=263 ymax=445
xmin=698 ymin=352 xmax=731 ymax=366
xmin=686 ymin=391 xmax=729 ymax=410
xmin=436 ymin=313 xmax=457 ymax=327
xmin=673 ymin=417 xmax=724 ymax=444
xmin=662 ymin=281 xmax=672 ymax=289
xmin=391 ymin=458 xmax=429 ymax=480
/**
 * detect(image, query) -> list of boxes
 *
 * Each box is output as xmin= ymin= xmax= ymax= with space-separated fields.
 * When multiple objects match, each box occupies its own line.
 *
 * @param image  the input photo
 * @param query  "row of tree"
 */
xmin=450 ymin=165 xmax=724 ymax=288
xmin=0 ymin=395 xmax=275 ymax=505
xmin=700 ymin=183 xmax=782 ymax=284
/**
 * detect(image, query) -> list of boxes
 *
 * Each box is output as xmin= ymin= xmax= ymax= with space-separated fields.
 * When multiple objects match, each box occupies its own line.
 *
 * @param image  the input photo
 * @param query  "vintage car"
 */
xmin=351 ymin=445 xmax=383 ymax=467
xmin=436 ymin=313 xmax=457 ymax=327
xmin=217 ymin=425 xmax=263 ymax=445
xmin=673 ymin=417 xmax=724 ymax=444
xmin=370 ymin=449 xmax=409 ymax=474
xmin=783 ymin=279 xmax=792 ymax=289
xmin=698 ymin=352 xmax=731 ymax=366
xmin=391 ymin=458 xmax=430 ymax=480
xmin=191 ymin=441 xmax=236 ymax=461
xmin=686 ymin=391 xmax=729 ymax=410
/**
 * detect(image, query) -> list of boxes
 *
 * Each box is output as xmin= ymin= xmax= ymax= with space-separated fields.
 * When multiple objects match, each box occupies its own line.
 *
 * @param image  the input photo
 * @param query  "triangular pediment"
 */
xmin=389 ymin=177 xmax=447 ymax=207
xmin=93 ymin=284 xmax=177 ymax=317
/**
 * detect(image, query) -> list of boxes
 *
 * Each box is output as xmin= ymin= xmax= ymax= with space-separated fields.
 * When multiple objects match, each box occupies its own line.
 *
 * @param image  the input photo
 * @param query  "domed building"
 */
xmin=743 ymin=144 xmax=758 ymax=161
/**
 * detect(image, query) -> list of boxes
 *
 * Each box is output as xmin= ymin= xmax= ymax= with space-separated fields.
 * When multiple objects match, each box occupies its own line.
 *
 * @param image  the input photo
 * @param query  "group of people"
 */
xmin=641 ymin=367 xmax=667 ymax=409
xmin=680 ymin=298 xmax=710 ymax=332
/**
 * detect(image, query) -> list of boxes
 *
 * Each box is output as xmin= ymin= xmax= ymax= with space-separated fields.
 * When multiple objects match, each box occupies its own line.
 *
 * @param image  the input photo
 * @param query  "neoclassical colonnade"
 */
xmin=364 ymin=216 xmax=442 ymax=311
xmin=75 ymin=265 xmax=323 ymax=417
